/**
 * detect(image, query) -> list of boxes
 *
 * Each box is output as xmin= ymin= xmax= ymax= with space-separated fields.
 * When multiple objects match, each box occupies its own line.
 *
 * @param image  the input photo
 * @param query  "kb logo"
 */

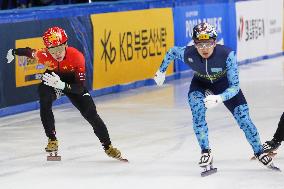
xmin=101 ymin=29 xmax=116 ymax=71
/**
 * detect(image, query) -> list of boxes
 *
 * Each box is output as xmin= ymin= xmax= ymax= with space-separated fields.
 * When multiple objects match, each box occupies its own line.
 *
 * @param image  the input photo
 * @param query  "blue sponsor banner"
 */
xmin=173 ymin=3 xmax=237 ymax=71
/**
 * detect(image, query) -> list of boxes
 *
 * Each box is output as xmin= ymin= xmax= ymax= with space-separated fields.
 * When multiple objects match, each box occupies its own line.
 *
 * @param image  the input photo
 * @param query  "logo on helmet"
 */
xmin=48 ymin=32 xmax=62 ymax=44
xmin=198 ymin=34 xmax=210 ymax=40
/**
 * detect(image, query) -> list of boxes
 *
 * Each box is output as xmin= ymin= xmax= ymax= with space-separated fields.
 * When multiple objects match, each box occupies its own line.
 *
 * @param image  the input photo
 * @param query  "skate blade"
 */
xmin=116 ymin=157 xmax=129 ymax=162
xmin=201 ymin=168 xmax=217 ymax=177
xmin=268 ymin=164 xmax=281 ymax=172
xmin=47 ymin=155 xmax=61 ymax=161
xmin=47 ymin=152 xmax=61 ymax=161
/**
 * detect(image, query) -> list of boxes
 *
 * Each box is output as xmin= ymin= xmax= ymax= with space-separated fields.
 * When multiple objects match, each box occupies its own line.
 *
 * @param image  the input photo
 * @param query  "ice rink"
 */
xmin=0 ymin=57 xmax=284 ymax=189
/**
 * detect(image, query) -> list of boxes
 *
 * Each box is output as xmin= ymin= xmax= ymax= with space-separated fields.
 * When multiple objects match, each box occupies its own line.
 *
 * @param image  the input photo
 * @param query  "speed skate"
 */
xmin=250 ymin=152 xmax=281 ymax=172
xmin=199 ymin=150 xmax=217 ymax=177
xmin=200 ymin=163 xmax=217 ymax=177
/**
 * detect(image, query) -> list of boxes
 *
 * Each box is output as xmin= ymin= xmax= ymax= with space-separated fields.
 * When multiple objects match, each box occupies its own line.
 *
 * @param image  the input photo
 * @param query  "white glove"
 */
xmin=154 ymin=70 xmax=166 ymax=86
xmin=42 ymin=72 xmax=65 ymax=90
xmin=6 ymin=49 xmax=14 ymax=63
xmin=204 ymin=95 xmax=223 ymax=109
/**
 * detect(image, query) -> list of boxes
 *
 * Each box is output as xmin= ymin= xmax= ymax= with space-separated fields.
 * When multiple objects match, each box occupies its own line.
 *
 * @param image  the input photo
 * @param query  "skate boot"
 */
xmin=45 ymin=139 xmax=61 ymax=161
xmin=45 ymin=139 xmax=58 ymax=152
xmin=199 ymin=149 xmax=217 ymax=177
xmin=104 ymin=145 xmax=128 ymax=162
xmin=255 ymin=152 xmax=280 ymax=171
xmin=263 ymin=138 xmax=281 ymax=154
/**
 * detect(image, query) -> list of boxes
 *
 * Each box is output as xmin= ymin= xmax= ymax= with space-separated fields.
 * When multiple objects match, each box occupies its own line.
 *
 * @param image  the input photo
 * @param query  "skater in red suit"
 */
xmin=6 ymin=26 xmax=126 ymax=161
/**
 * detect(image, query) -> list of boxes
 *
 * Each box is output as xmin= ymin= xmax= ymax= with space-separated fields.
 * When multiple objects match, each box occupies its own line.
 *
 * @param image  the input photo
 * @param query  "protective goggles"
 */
xmin=194 ymin=40 xmax=215 ymax=49
xmin=47 ymin=43 xmax=66 ymax=55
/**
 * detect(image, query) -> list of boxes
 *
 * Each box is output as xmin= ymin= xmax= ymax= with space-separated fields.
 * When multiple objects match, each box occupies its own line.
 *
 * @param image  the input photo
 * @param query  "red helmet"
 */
xmin=43 ymin=26 xmax=68 ymax=48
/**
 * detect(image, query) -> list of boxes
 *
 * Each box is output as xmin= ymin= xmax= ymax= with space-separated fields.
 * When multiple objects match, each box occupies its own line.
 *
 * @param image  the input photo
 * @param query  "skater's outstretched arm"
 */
xmin=154 ymin=46 xmax=185 ymax=86
xmin=6 ymin=47 xmax=86 ymax=95
xmin=6 ymin=47 xmax=36 ymax=63
xmin=159 ymin=46 xmax=186 ymax=73
xmin=12 ymin=47 xmax=36 ymax=58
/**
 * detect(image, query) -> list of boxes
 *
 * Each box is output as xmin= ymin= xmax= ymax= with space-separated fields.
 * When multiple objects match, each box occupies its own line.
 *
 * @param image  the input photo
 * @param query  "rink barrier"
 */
xmin=0 ymin=74 xmax=176 ymax=117
xmin=238 ymin=52 xmax=284 ymax=66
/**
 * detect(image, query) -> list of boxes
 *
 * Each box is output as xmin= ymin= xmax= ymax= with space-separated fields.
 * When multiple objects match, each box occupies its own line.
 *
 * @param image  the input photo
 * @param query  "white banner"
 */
xmin=236 ymin=0 xmax=283 ymax=62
